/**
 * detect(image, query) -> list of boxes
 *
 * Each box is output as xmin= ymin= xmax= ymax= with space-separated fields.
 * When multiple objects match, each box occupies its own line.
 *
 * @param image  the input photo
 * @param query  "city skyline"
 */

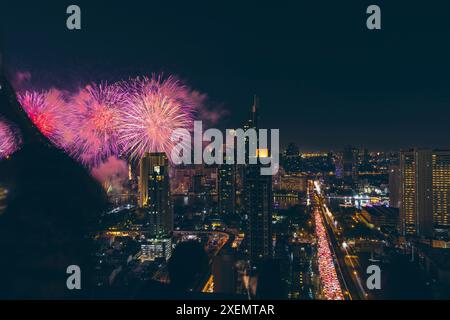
xmin=1 ymin=63 xmax=450 ymax=300
xmin=1 ymin=1 xmax=450 ymax=303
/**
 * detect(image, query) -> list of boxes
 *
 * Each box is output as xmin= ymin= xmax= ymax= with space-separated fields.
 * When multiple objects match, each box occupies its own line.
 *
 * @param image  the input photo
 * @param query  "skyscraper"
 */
xmin=282 ymin=143 xmax=301 ymax=173
xmin=400 ymin=151 xmax=417 ymax=236
xmin=400 ymin=149 xmax=450 ymax=238
xmin=399 ymin=150 xmax=432 ymax=237
xmin=343 ymin=145 xmax=358 ymax=182
xmin=389 ymin=164 xmax=401 ymax=208
xmin=244 ymin=164 xmax=273 ymax=262
xmin=139 ymin=152 xmax=173 ymax=236
xmin=244 ymin=95 xmax=260 ymax=131
xmin=242 ymin=96 xmax=273 ymax=263
xmin=431 ymin=151 xmax=450 ymax=233
xmin=218 ymin=161 xmax=236 ymax=216
xmin=139 ymin=155 xmax=149 ymax=208
xmin=334 ymin=153 xmax=344 ymax=179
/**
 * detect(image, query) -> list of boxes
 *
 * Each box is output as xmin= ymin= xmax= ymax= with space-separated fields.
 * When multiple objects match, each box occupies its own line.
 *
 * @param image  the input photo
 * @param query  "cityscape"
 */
xmin=0 ymin=2 xmax=450 ymax=303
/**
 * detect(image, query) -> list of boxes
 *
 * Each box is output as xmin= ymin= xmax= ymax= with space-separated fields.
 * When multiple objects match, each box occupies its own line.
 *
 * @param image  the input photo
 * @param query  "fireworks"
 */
xmin=67 ymin=83 xmax=126 ymax=166
xmin=117 ymin=75 xmax=195 ymax=161
xmin=0 ymin=119 xmax=21 ymax=159
xmin=12 ymin=74 xmax=200 ymax=166
xmin=17 ymin=89 xmax=69 ymax=148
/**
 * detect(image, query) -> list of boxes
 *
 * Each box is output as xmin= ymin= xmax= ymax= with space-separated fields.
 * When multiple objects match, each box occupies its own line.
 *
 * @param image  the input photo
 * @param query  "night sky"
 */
xmin=1 ymin=1 xmax=450 ymax=150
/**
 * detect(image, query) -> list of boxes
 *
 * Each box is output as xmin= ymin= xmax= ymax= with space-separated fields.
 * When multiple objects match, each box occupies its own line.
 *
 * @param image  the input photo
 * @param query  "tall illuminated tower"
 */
xmin=343 ymin=145 xmax=358 ymax=182
xmin=389 ymin=164 xmax=401 ymax=209
xmin=242 ymin=96 xmax=273 ymax=263
xmin=139 ymin=155 xmax=150 ymax=208
xmin=139 ymin=152 xmax=173 ymax=236
xmin=431 ymin=151 xmax=450 ymax=233
xmin=400 ymin=150 xmax=417 ymax=236
xmin=218 ymin=160 xmax=236 ymax=216
xmin=400 ymin=149 xmax=432 ymax=237
xmin=400 ymin=149 xmax=450 ymax=238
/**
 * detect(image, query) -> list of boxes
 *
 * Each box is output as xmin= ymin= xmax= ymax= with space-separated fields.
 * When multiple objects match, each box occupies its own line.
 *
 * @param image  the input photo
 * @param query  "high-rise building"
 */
xmin=399 ymin=150 xmax=432 ymax=237
xmin=359 ymin=148 xmax=372 ymax=172
xmin=218 ymin=161 xmax=236 ymax=216
xmin=244 ymin=164 xmax=273 ymax=262
xmin=334 ymin=153 xmax=344 ymax=179
xmin=139 ymin=152 xmax=173 ymax=236
xmin=400 ymin=149 xmax=450 ymax=238
xmin=139 ymin=155 xmax=150 ymax=208
xmin=343 ymin=145 xmax=359 ymax=182
xmin=242 ymin=96 xmax=273 ymax=263
xmin=244 ymin=95 xmax=260 ymax=131
xmin=389 ymin=164 xmax=401 ymax=208
xmin=282 ymin=143 xmax=301 ymax=173
xmin=362 ymin=148 xmax=370 ymax=166
xmin=400 ymin=151 xmax=417 ymax=236
xmin=431 ymin=151 xmax=450 ymax=233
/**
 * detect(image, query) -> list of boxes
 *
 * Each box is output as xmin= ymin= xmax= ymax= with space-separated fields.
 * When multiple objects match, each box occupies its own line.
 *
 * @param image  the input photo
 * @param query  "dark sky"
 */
xmin=1 ymin=0 xmax=450 ymax=150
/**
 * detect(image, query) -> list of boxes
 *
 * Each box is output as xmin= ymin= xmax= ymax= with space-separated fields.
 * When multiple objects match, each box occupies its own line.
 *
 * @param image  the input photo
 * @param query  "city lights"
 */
xmin=1 ymin=1 xmax=450 ymax=305
xmin=314 ymin=208 xmax=345 ymax=300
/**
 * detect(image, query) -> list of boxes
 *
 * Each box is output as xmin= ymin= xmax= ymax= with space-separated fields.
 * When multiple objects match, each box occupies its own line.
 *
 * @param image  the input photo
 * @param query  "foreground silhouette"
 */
xmin=135 ymin=241 xmax=209 ymax=299
xmin=0 ymin=74 xmax=107 ymax=299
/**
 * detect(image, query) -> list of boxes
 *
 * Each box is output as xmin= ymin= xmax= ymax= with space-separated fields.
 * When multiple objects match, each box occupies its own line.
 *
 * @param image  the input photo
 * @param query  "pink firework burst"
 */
xmin=68 ymin=83 xmax=126 ymax=166
xmin=0 ymin=119 xmax=21 ymax=159
xmin=17 ymin=90 xmax=67 ymax=146
xmin=117 ymin=75 xmax=196 ymax=161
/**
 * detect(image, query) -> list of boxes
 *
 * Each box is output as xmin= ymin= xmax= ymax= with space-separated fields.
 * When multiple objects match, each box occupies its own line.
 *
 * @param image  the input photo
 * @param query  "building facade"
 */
xmin=389 ymin=164 xmax=401 ymax=208
xmin=400 ymin=149 xmax=450 ymax=238
xmin=242 ymin=96 xmax=273 ymax=263
xmin=139 ymin=152 xmax=173 ymax=236
xmin=218 ymin=162 xmax=236 ymax=216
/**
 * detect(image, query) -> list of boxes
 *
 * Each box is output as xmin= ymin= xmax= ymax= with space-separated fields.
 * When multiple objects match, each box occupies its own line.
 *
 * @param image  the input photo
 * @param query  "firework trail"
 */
xmin=0 ymin=119 xmax=21 ymax=159
xmin=117 ymin=75 xmax=195 ymax=161
xmin=17 ymin=89 xmax=67 ymax=146
xmin=67 ymin=83 xmax=126 ymax=167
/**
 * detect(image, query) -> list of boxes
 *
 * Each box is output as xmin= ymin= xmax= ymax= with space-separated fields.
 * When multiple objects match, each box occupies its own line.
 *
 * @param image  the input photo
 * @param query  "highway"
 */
xmin=313 ymin=205 xmax=345 ymax=300
xmin=311 ymin=181 xmax=369 ymax=300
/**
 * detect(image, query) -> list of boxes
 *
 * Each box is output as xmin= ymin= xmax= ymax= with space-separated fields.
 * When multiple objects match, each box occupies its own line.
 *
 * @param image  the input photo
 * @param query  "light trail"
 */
xmin=342 ymin=243 xmax=369 ymax=297
xmin=314 ymin=208 xmax=345 ymax=300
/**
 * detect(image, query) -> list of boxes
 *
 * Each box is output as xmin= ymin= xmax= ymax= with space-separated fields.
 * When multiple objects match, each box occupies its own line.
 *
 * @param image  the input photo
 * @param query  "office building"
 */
xmin=242 ymin=96 xmax=273 ymax=263
xmin=432 ymin=151 xmax=450 ymax=232
xmin=400 ymin=149 xmax=450 ymax=238
xmin=343 ymin=145 xmax=359 ymax=182
xmin=139 ymin=152 xmax=173 ymax=236
xmin=218 ymin=161 xmax=236 ymax=216
xmin=389 ymin=164 xmax=401 ymax=208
